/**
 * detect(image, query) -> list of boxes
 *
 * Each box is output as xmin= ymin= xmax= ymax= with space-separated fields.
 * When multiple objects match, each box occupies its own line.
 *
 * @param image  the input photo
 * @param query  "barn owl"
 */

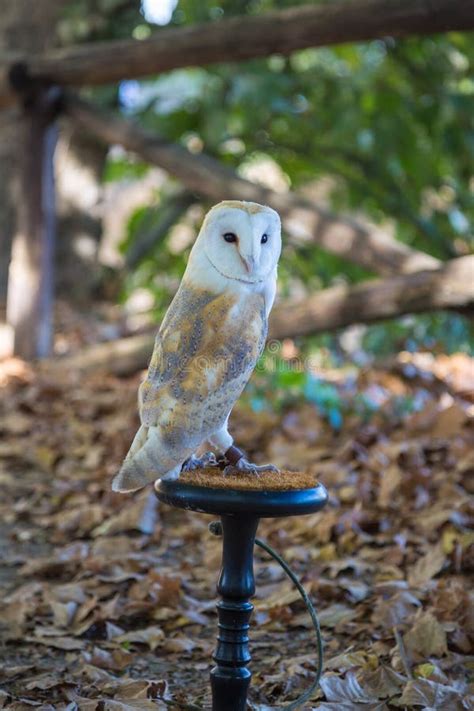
xmin=112 ymin=200 xmax=281 ymax=493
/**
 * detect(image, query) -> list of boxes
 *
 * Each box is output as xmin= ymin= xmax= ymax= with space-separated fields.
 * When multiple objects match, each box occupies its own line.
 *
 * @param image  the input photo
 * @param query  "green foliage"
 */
xmin=103 ymin=156 xmax=150 ymax=183
xmin=244 ymin=349 xmax=422 ymax=428
xmin=121 ymin=17 xmax=473 ymax=258
xmin=361 ymin=313 xmax=473 ymax=357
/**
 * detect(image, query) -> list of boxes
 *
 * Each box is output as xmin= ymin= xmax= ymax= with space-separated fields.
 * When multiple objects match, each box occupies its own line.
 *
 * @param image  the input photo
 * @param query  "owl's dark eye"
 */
xmin=261 ymin=233 xmax=268 ymax=244
xmin=223 ymin=232 xmax=237 ymax=243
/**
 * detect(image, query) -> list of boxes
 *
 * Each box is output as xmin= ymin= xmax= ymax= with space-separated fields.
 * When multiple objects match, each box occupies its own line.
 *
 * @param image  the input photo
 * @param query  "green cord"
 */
xmin=209 ymin=521 xmax=323 ymax=710
xmin=254 ymin=536 xmax=323 ymax=710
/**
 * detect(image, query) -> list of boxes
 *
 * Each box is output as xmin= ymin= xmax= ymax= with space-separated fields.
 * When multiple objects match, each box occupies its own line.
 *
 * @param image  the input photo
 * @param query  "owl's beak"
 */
xmin=241 ymin=255 xmax=256 ymax=274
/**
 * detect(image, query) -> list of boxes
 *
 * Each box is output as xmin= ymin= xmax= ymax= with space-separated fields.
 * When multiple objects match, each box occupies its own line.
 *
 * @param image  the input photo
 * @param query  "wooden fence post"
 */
xmin=6 ymin=83 xmax=61 ymax=360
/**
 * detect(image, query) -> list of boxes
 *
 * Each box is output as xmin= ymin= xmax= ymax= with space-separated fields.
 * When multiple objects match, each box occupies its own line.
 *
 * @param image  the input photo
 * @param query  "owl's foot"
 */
xmin=224 ymin=457 xmax=279 ymax=477
xmin=182 ymin=451 xmax=217 ymax=471
xmin=224 ymin=445 xmax=279 ymax=476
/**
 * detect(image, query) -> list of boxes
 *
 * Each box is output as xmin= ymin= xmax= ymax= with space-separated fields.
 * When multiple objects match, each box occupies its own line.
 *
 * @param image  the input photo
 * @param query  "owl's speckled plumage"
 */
xmin=112 ymin=200 xmax=281 ymax=492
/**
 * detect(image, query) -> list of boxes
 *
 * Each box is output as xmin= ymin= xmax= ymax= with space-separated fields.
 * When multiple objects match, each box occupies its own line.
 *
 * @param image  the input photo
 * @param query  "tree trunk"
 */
xmin=0 ymin=110 xmax=17 ymax=307
xmin=0 ymin=1 xmax=62 ymax=306
xmin=6 ymin=89 xmax=59 ymax=359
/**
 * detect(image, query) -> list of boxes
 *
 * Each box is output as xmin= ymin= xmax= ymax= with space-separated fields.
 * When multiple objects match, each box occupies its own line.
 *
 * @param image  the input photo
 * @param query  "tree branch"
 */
xmin=2 ymin=0 xmax=473 ymax=109
xmin=64 ymin=95 xmax=440 ymax=276
xmin=269 ymin=255 xmax=474 ymax=339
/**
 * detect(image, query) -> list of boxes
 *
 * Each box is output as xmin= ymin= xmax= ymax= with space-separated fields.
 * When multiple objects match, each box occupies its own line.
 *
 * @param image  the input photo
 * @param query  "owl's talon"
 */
xmin=223 ymin=464 xmax=260 ymax=477
xmin=182 ymin=451 xmax=217 ymax=471
xmin=224 ymin=458 xmax=279 ymax=477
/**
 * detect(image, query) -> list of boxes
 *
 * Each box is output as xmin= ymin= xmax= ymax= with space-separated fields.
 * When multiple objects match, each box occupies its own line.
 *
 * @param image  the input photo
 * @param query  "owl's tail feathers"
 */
xmin=112 ymin=425 xmax=163 ymax=493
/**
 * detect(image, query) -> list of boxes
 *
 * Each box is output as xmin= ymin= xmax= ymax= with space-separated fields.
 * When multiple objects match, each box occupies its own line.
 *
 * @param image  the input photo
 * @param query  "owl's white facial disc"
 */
xmin=196 ymin=202 xmax=281 ymax=284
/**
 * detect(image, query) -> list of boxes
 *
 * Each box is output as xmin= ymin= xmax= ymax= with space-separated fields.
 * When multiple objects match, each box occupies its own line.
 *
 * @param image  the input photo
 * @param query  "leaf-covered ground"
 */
xmin=0 ymin=351 xmax=473 ymax=710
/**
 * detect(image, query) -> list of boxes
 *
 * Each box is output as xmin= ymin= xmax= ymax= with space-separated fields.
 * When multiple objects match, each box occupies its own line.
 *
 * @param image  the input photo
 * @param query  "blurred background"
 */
xmin=0 ymin=2 xmax=473 ymax=709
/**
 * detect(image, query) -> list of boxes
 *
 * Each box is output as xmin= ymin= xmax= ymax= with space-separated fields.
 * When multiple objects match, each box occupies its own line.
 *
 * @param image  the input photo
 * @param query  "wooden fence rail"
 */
xmin=1 ymin=0 xmax=473 ymax=109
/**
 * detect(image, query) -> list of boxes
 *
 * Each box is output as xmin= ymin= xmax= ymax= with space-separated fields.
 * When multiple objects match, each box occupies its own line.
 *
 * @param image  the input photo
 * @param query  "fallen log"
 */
xmin=52 ymin=256 xmax=473 ymax=376
xmin=1 ymin=0 xmax=472 ymax=109
xmin=65 ymin=96 xmax=440 ymax=277
xmin=50 ymin=331 xmax=155 ymax=378
xmin=269 ymin=255 xmax=474 ymax=339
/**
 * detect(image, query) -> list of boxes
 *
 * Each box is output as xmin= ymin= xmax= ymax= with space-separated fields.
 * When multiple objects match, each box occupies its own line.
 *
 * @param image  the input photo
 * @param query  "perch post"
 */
xmin=155 ymin=470 xmax=328 ymax=710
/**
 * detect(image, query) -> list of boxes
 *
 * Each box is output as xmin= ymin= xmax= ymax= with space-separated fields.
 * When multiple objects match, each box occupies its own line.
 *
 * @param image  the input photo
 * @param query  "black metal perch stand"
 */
xmin=155 ymin=477 xmax=328 ymax=710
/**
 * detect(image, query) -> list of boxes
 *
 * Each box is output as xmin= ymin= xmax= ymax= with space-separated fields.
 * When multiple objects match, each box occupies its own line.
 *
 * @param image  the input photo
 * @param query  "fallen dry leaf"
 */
xmin=320 ymin=671 xmax=379 ymax=704
xmin=408 ymin=543 xmax=446 ymax=588
xmin=396 ymin=678 xmax=469 ymax=709
xmin=1 ymin=350 xmax=472 ymax=709
xmin=115 ymin=626 xmax=165 ymax=651
xmin=404 ymin=611 xmax=448 ymax=659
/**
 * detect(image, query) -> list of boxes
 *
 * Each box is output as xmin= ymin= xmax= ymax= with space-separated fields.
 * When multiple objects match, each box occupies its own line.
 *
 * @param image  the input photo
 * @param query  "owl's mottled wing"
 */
xmin=138 ymin=284 xmax=266 ymax=443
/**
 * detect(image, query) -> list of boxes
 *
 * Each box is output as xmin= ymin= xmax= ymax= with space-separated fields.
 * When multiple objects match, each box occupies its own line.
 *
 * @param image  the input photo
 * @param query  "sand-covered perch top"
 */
xmin=178 ymin=467 xmax=319 ymax=491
